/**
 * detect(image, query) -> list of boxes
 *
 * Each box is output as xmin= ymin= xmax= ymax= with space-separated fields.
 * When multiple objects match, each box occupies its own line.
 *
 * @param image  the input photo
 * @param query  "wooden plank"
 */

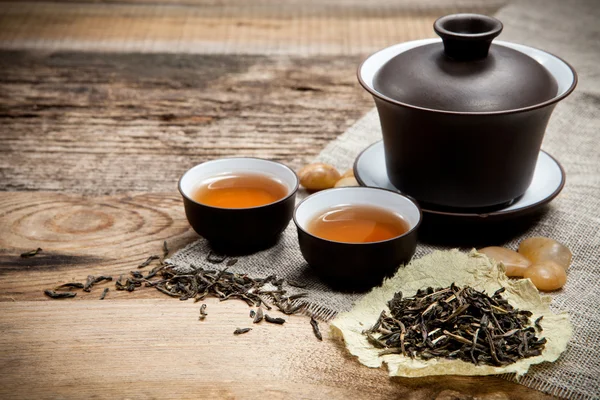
xmin=0 ymin=299 xmax=553 ymax=399
xmin=0 ymin=0 xmax=507 ymax=6
xmin=0 ymin=52 xmax=371 ymax=193
xmin=0 ymin=191 xmax=197 ymax=301
xmin=0 ymin=1 xmax=504 ymax=55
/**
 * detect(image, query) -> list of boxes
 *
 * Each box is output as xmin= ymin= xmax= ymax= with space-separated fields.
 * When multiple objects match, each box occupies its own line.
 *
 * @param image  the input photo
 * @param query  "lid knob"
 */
xmin=434 ymin=14 xmax=503 ymax=61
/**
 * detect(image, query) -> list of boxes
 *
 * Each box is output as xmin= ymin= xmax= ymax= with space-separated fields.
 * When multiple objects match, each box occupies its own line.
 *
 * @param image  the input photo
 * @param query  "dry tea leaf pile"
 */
xmin=364 ymin=285 xmax=546 ymax=366
xmin=331 ymin=250 xmax=571 ymax=378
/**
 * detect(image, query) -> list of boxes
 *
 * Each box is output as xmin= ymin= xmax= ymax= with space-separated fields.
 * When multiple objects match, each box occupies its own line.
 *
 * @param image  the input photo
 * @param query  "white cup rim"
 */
xmin=178 ymin=157 xmax=299 ymax=211
xmin=293 ymin=186 xmax=423 ymax=245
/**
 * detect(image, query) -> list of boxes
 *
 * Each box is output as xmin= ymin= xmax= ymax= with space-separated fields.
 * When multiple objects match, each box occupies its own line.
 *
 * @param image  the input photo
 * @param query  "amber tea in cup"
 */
xmin=179 ymin=157 xmax=299 ymax=252
xmin=307 ymin=204 xmax=409 ymax=243
xmin=293 ymin=187 xmax=421 ymax=289
xmin=192 ymin=173 xmax=288 ymax=209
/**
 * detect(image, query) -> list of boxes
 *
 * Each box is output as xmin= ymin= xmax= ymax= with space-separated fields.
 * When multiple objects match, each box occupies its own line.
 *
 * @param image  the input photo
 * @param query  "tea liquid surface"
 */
xmin=307 ymin=205 xmax=409 ymax=243
xmin=192 ymin=173 xmax=288 ymax=208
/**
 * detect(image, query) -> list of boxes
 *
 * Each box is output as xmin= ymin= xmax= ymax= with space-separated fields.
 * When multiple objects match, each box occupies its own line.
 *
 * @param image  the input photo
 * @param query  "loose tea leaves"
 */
xmin=83 ymin=275 xmax=113 ymax=292
xmin=123 ymin=263 xmax=310 ymax=319
xmin=138 ymin=255 xmax=160 ymax=268
xmin=83 ymin=275 xmax=95 ymax=292
xmin=55 ymin=282 xmax=84 ymax=290
xmin=206 ymin=250 xmax=227 ymax=264
xmin=199 ymin=304 xmax=207 ymax=320
xmin=265 ymin=314 xmax=286 ymax=325
xmin=40 ymin=242 xmax=323 ymax=340
xmin=287 ymin=279 xmax=307 ymax=289
xmin=226 ymin=259 xmax=238 ymax=267
xmin=311 ymin=317 xmax=323 ymax=341
xmin=21 ymin=248 xmax=42 ymax=258
xmin=234 ymin=327 xmax=252 ymax=335
xmin=44 ymin=289 xmax=77 ymax=299
xmin=535 ymin=316 xmax=544 ymax=332
xmin=163 ymin=241 xmax=169 ymax=259
xmin=253 ymin=308 xmax=264 ymax=324
xmin=364 ymin=284 xmax=546 ymax=366
xmin=115 ymin=275 xmax=137 ymax=292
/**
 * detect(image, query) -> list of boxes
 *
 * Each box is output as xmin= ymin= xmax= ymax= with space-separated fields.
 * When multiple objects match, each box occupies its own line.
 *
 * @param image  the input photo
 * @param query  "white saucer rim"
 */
xmin=353 ymin=140 xmax=566 ymax=219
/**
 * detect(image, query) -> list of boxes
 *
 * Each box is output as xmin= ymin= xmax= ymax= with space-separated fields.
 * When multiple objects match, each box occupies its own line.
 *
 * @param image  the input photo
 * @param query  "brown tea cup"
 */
xmin=293 ymin=187 xmax=422 ymax=290
xmin=178 ymin=157 xmax=299 ymax=253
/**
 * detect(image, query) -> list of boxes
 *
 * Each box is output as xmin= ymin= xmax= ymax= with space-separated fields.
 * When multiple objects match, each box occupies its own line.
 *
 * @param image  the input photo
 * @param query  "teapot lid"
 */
xmin=373 ymin=14 xmax=559 ymax=112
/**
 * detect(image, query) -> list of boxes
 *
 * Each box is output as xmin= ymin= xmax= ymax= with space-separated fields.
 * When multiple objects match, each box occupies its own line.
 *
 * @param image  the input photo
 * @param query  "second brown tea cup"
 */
xmin=293 ymin=187 xmax=422 ymax=290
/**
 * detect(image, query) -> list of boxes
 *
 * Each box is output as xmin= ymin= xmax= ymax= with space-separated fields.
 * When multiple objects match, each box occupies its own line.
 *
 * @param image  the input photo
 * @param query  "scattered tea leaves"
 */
xmin=138 ymin=255 xmax=160 ymax=268
xmin=364 ymin=284 xmax=546 ymax=366
xmin=95 ymin=276 xmax=113 ymax=284
xmin=233 ymin=327 xmax=252 ymax=335
xmin=287 ymin=279 xmax=307 ymax=289
xmin=115 ymin=275 xmax=136 ymax=292
xmin=535 ymin=316 xmax=543 ymax=332
xmin=21 ymin=248 xmax=42 ymax=258
xmin=199 ymin=304 xmax=208 ymax=320
xmin=44 ymin=289 xmax=76 ymax=299
xmin=265 ymin=314 xmax=286 ymax=325
xmin=55 ymin=282 xmax=84 ymax=290
xmin=163 ymin=241 xmax=169 ymax=259
xmin=83 ymin=275 xmax=95 ymax=292
xmin=253 ymin=308 xmax=264 ymax=324
xmin=45 ymin=241 xmax=324 ymax=335
xmin=310 ymin=317 xmax=322 ymax=341
xmin=131 ymin=271 xmax=145 ymax=279
xmin=206 ymin=250 xmax=227 ymax=264
xmin=226 ymin=259 xmax=238 ymax=267
xmin=84 ymin=275 xmax=113 ymax=292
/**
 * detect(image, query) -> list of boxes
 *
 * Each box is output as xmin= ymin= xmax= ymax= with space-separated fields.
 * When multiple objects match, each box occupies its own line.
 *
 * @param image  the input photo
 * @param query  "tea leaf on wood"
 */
xmin=44 ymin=289 xmax=76 ymax=299
xmin=199 ymin=304 xmax=207 ymax=320
xmin=138 ymin=255 xmax=160 ymax=268
xmin=253 ymin=308 xmax=264 ymax=324
xmin=21 ymin=248 xmax=42 ymax=258
xmin=265 ymin=314 xmax=286 ymax=325
xmin=55 ymin=282 xmax=84 ymax=290
xmin=311 ymin=317 xmax=323 ymax=341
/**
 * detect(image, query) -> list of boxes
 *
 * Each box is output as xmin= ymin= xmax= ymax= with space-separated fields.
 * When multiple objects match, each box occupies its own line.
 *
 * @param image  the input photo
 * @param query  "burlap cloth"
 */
xmin=170 ymin=0 xmax=600 ymax=398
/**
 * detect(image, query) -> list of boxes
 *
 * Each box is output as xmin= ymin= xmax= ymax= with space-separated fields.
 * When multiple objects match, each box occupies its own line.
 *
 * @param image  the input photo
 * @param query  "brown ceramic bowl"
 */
xmin=178 ymin=158 xmax=299 ymax=253
xmin=293 ymin=187 xmax=422 ymax=290
xmin=358 ymin=14 xmax=577 ymax=210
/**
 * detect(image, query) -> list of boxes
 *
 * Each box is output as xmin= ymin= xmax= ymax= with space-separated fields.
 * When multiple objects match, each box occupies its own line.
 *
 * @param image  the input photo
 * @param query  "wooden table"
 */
xmin=0 ymin=1 xmax=555 ymax=398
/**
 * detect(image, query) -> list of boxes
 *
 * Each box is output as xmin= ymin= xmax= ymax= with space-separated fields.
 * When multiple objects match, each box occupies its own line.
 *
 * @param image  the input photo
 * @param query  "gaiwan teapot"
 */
xmin=358 ymin=14 xmax=576 ymax=210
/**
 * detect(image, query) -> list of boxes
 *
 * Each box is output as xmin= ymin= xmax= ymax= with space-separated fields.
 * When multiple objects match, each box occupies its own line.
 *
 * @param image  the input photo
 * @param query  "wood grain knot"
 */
xmin=0 ymin=193 xmax=184 ymax=255
xmin=47 ymin=209 xmax=114 ymax=234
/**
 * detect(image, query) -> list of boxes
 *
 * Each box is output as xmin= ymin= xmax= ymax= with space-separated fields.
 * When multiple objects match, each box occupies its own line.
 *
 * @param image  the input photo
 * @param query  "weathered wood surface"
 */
xmin=0 ymin=52 xmax=372 ymax=193
xmin=0 ymin=0 xmax=556 ymax=399
xmin=0 ymin=299 xmax=553 ymax=400
xmin=0 ymin=192 xmax=196 ymax=301
xmin=0 ymin=1 xmax=504 ymax=55
xmin=0 ymin=190 xmax=554 ymax=400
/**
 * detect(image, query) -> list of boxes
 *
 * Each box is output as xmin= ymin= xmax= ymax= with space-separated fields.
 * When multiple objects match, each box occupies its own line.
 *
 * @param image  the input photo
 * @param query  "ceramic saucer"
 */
xmin=354 ymin=140 xmax=565 ymax=222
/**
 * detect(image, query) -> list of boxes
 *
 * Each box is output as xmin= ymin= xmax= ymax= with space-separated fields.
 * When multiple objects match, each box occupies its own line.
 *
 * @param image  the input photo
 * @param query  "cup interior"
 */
xmin=359 ymin=39 xmax=576 ymax=110
xmin=179 ymin=158 xmax=298 ymax=204
xmin=294 ymin=187 xmax=421 ymax=241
